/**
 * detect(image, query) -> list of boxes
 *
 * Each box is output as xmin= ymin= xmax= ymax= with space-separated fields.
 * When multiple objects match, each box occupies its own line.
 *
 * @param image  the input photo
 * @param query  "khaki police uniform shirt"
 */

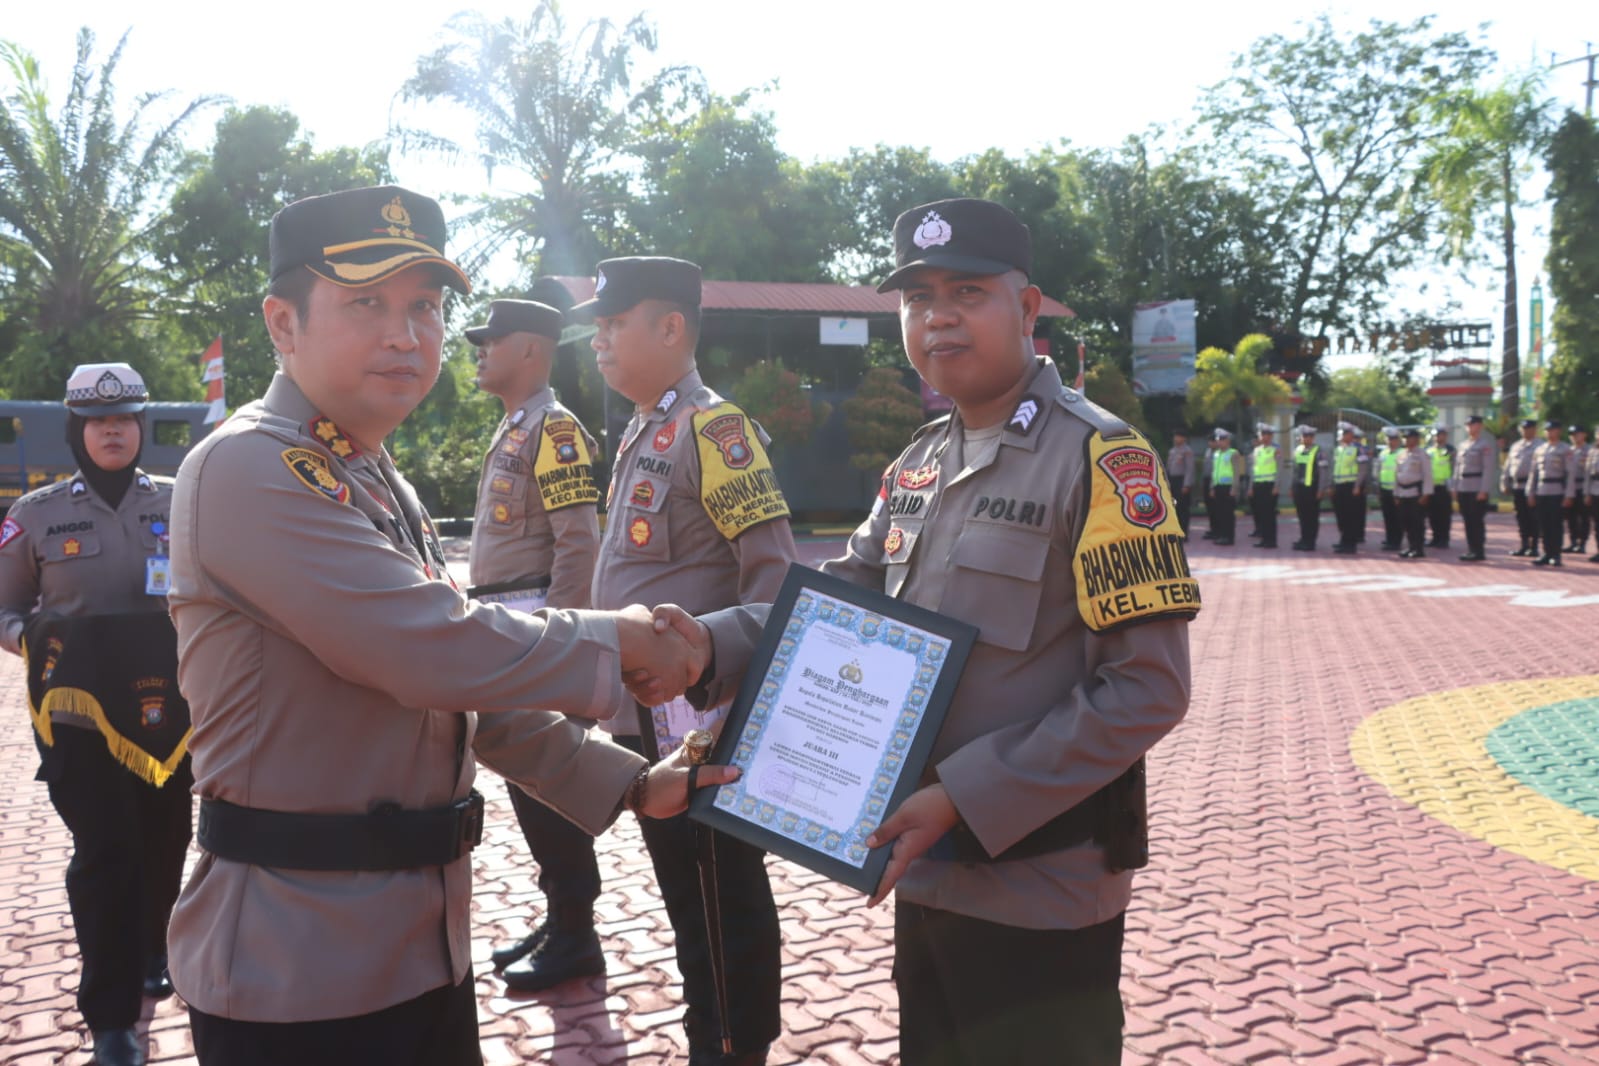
xmin=1529 ymin=441 xmax=1578 ymax=500
xmin=699 ymin=359 xmax=1196 ymax=930
xmin=166 ymin=373 xmax=644 ymax=1022
xmin=1503 ymin=437 xmax=1537 ymax=493
xmin=1451 ymin=434 xmax=1497 ymax=496
xmin=1571 ymin=443 xmax=1591 ymax=498
xmin=590 ymin=370 xmax=798 ymax=735
xmin=468 ymin=386 xmax=599 ymax=608
xmin=0 ymin=472 xmax=173 ymax=723
xmin=1393 ymin=448 xmax=1434 ymax=498
xmin=1164 ymin=442 xmax=1194 ymax=487
xmin=1585 ymin=445 xmax=1599 ymax=501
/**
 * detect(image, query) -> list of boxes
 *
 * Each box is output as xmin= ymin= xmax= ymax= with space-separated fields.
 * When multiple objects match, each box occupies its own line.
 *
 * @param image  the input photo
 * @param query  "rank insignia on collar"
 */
xmin=896 ymin=466 xmax=938 ymax=491
xmin=1008 ymin=396 xmax=1041 ymax=434
xmin=70 ymin=479 xmax=87 ymax=496
xmin=510 ymin=408 xmax=526 ymax=426
xmin=137 ymin=475 xmax=153 ymax=491
xmin=282 ymin=448 xmax=351 ymax=505
xmin=311 ymin=417 xmax=357 ymax=459
xmin=656 ymin=389 xmax=678 ymax=413
xmin=653 ymin=422 xmax=677 ymax=452
xmin=628 ymin=516 xmax=653 ymax=547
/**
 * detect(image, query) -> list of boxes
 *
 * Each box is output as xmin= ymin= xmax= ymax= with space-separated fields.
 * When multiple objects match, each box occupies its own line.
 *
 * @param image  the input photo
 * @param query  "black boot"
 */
xmin=142 ymin=954 xmax=173 ymax=999
xmin=490 ymin=924 xmax=549 ymax=971
xmin=92 ymin=1029 xmax=145 ymax=1066
xmin=501 ymin=910 xmax=605 ymax=992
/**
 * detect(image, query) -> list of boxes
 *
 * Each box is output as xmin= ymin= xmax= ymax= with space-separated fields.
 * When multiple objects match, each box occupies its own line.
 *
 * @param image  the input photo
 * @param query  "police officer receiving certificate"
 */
xmin=657 ymin=199 xmax=1198 ymax=1065
xmin=165 ymin=185 xmax=725 ymax=1066
xmin=0 ymin=363 xmax=192 ymax=1066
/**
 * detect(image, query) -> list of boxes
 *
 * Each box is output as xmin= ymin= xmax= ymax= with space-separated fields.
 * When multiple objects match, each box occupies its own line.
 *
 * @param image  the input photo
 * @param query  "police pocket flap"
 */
xmin=43 ymin=533 xmax=102 ymax=562
xmin=943 ymin=528 xmax=1049 ymax=651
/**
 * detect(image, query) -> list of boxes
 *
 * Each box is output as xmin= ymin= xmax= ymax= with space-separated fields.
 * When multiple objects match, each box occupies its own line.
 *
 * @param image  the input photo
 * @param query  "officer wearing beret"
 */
xmin=1502 ymin=418 xmax=1541 ymax=556
xmin=1452 ymin=415 xmax=1496 ymax=561
xmin=1393 ymin=427 xmax=1434 ymax=558
xmin=1565 ymin=425 xmax=1590 ymax=555
xmin=165 ymin=185 xmax=727 ymax=1066
xmin=0 ymin=363 xmax=191 ymax=1066
xmin=1164 ymin=428 xmax=1195 ymax=538
xmin=659 ymin=198 xmax=1198 ymax=1065
xmin=462 ymin=286 xmax=613 ymax=991
xmin=582 ymin=255 xmax=798 ymax=1064
xmin=1203 ymin=428 xmax=1240 ymax=545
xmin=1290 ymin=425 xmax=1329 ymax=550
xmin=1528 ymin=420 xmax=1577 ymax=567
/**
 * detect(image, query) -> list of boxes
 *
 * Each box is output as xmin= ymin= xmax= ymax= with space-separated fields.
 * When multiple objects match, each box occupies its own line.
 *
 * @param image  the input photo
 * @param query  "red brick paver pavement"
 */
xmin=3 ymin=516 xmax=1596 ymax=1064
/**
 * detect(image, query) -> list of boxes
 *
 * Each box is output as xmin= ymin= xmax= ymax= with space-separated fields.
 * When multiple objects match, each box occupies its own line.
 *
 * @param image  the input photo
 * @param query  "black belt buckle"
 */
xmin=454 ymin=790 xmax=485 ymax=855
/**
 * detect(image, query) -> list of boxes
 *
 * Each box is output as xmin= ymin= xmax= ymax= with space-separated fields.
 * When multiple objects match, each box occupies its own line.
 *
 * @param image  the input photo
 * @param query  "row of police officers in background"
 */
xmin=1163 ymin=417 xmax=1596 ymax=567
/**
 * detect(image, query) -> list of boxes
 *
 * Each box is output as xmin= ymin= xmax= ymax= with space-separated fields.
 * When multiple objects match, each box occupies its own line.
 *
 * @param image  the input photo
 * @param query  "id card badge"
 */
xmin=145 ymin=555 xmax=172 ymax=596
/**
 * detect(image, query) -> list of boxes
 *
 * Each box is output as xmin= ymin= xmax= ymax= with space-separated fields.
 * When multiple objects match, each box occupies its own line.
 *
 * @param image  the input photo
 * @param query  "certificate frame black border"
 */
xmin=688 ymin=563 xmax=977 ymax=895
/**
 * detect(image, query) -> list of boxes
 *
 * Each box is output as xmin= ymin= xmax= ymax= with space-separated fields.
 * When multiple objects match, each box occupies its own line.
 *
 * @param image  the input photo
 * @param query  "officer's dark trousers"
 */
xmin=1292 ymin=486 xmax=1319 ymax=546
xmin=1589 ymin=495 xmax=1599 ymax=554
xmin=1379 ymin=489 xmax=1400 ymax=546
xmin=42 ymin=726 xmax=192 ymax=1032
xmin=895 ymin=903 xmax=1124 ymax=1066
xmin=1536 ymin=495 xmax=1566 ymax=562
xmin=1250 ymin=484 xmax=1277 ymax=546
xmin=1355 ymin=488 xmax=1370 ymax=541
xmin=1513 ymin=488 xmax=1538 ymax=550
xmin=189 ymin=972 xmax=481 ymax=1066
xmin=507 ymin=766 xmax=601 ymax=925
xmin=616 ymin=736 xmax=780 ymax=1057
xmin=1332 ymin=484 xmax=1358 ymax=546
xmin=1428 ymin=487 xmax=1453 ymax=545
xmin=1208 ymin=486 xmax=1235 ymax=541
xmin=1566 ymin=493 xmax=1590 ymax=549
xmin=1459 ymin=492 xmax=1488 ymax=555
xmin=1399 ymin=496 xmax=1426 ymax=553
xmin=1171 ymin=478 xmax=1190 ymax=536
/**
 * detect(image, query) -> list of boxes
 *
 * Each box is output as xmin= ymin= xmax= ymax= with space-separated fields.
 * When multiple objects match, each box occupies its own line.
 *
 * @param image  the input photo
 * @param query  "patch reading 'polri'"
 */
xmin=1072 ymin=431 xmax=1199 ymax=632
xmin=282 ymin=448 xmax=351 ymax=504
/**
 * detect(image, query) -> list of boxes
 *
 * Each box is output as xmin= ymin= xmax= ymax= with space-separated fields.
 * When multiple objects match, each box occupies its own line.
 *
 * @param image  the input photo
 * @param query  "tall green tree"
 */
xmin=1200 ymin=17 xmax=1493 ymax=336
xmin=0 ymin=29 xmax=216 ymax=397
xmin=1423 ymin=71 xmax=1555 ymax=417
xmin=155 ymin=106 xmax=391 ymax=406
xmin=1541 ymin=111 xmax=1599 ymax=432
xmin=1186 ymin=334 xmax=1292 ymax=436
xmin=393 ymin=2 xmax=702 ymax=279
xmin=1323 ymin=363 xmax=1433 ymax=426
xmin=820 ymin=146 xmax=958 ymax=283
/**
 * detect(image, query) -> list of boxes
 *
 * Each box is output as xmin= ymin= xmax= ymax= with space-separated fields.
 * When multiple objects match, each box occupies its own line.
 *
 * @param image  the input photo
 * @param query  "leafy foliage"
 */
xmin=1542 ymin=112 xmax=1599 ymax=432
xmin=1186 ymin=334 xmax=1292 ymax=435
xmin=841 ymin=368 xmax=925 ymax=472
xmin=734 ymin=360 xmax=827 ymax=451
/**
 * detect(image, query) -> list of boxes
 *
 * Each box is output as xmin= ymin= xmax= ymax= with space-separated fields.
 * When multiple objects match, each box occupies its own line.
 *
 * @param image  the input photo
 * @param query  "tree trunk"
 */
xmin=1500 ymin=150 xmax=1520 ymax=419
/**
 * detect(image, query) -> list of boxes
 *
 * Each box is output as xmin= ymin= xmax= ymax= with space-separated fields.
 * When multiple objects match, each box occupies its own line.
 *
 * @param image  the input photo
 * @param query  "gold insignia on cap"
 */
xmin=379 ymin=195 xmax=416 ymax=238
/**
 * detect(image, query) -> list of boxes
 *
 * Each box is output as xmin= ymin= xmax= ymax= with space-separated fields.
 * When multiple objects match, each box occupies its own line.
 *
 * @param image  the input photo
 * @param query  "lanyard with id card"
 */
xmin=145 ymin=520 xmax=172 ymax=596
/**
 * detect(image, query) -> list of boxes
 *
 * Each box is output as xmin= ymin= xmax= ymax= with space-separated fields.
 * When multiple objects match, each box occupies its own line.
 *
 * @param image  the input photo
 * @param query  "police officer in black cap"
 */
xmin=1502 ymin=418 xmax=1540 ymax=556
xmin=1528 ymin=420 xmax=1577 ymax=566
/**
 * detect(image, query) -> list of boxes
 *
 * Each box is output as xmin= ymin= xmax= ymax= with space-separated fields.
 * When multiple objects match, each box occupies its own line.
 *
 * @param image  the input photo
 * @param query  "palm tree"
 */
xmin=1424 ymin=71 xmax=1556 ymax=419
xmin=0 ymin=29 xmax=216 ymax=396
xmin=392 ymin=2 xmax=704 ymax=278
xmin=1187 ymin=334 xmax=1292 ymax=436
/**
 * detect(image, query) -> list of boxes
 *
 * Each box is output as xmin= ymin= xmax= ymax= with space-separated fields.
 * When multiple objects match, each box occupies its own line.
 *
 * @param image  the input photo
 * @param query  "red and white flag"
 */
xmin=1075 ymin=341 xmax=1087 ymax=394
xmin=199 ymin=336 xmax=225 ymax=425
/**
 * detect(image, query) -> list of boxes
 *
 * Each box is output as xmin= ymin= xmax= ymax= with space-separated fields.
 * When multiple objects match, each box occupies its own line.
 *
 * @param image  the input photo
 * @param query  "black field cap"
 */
xmin=528 ymin=276 xmax=575 ymax=315
xmin=464 ymin=300 xmax=563 ymax=345
xmin=1544 ymin=419 xmax=1563 ymax=430
xmin=571 ymin=257 xmax=701 ymax=320
xmin=1520 ymin=418 xmax=1538 ymax=429
xmin=877 ymin=198 xmax=1032 ymax=293
xmin=1466 ymin=414 xmax=1484 ymax=425
xmin=269 ymin=185 xmax=470 ymax=293
xmin=1404 ymin=426 xmax=1422 ymax=438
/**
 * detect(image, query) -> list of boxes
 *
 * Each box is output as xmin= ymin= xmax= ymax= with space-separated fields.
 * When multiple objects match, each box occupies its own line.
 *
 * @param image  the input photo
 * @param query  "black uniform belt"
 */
xmin=197 ymin=790 xmax=485 ymax=871
xmin=926 ymin=783 xmax=1111 ymax=864
xmin=466 ymin=575 xmax=551 ymax=599
xmin=1397 ymin=481 xmax=1421 ymax=489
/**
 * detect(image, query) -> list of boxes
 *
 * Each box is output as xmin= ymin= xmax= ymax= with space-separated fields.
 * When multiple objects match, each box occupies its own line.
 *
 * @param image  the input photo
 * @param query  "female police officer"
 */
xmin=0 ymin=362 xmax=193 ymax=1066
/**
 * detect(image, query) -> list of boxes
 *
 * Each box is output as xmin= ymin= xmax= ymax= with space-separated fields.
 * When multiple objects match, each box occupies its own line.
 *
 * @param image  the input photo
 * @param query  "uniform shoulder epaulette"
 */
xmin=910 ymin=413 xmax=952 ymax=442
xmin=12 ymin=478 xmax=75 ymax=508
xmin=1055 ymin=388 xmax=1134 ymax=440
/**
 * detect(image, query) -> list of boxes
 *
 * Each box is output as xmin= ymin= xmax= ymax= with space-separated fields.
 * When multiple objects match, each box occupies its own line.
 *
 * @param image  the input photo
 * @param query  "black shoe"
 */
xmin=1201 ymin=531 xmax=1216 ymax=539
xmin=142 ymin=956 xmax=173 ymax=999
xmin=501 ymin=925 xmax=605 ymax=992
xmin=490 ymin=925 xmax=549 ymax=971
xmin=1589 ymin=553 xmax=1599 ymax=563
xmin=1565 ymin=543 xmax=1581 ymax=553
xmin=1400 ymin=549 xmax=1426 ymax=559
xmin=1533 ymin=556 xmax=1562 ymax=567
xmin=691 ymin=1048 xmax=770 ymax=1066
xmin=92 ymin=1029 xmax=145 ymax=1066
xmin=1459 ymin=553 xmax=1485 ymax=562
xmin=1291 ymin=542 xmax=1312 ymax=551
xmin=1213 ymin=538 xmax=1234 ymax=546
xmin=1378 ymin=541 xmax=1397 ymax=550
xmin=1510 ymin=547 xmax=1531 ymax=557
xmin=1255 ymin=542 xmax=1278 ymax=549
xmin=1332 ymin=544 xmax=1354 ymax=554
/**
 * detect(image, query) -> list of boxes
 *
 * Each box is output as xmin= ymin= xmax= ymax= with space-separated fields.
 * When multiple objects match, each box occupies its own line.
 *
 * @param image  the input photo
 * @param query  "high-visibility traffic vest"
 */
xmin=1333 ymin=444 xmax=1359 ymax=483
xmin=1295 ymin=445 xmax=1319 ymax=487
xmin=1252 ymin=445 xmax=1278 ymax=481
xmin=1213 ymin=448 xmax=1236 ymax=486
xmin=1428 ymin=445 xmax=1451 ymax=484
xmin=1379 ymin=450 xmax=1399 ymax=490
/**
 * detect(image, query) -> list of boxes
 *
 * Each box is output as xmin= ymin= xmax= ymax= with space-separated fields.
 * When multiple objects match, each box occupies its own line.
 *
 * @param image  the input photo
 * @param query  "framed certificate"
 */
xmin=688 ymin=564 xmax=976 ymax=895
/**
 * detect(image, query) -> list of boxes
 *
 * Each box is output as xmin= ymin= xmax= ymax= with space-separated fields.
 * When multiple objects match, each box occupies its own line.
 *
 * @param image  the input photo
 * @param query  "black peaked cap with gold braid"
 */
xmin=269 ymin=185 xmax=471 ymax=293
